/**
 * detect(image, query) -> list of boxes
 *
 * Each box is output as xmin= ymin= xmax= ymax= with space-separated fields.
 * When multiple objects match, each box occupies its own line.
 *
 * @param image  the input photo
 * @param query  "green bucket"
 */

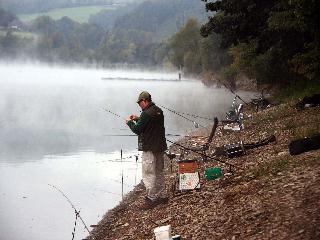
xmin=204 ymin=167 xmax=222 ymax=180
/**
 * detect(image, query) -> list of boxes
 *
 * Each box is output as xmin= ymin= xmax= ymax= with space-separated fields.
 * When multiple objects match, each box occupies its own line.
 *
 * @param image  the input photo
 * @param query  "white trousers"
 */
xmin=142 ymin=151 xmax=166 ymax=201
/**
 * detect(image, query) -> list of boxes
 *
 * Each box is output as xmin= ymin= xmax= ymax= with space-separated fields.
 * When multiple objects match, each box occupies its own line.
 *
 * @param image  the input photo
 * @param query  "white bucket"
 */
xmin=154 ymin=225 xmax=171 ymax=240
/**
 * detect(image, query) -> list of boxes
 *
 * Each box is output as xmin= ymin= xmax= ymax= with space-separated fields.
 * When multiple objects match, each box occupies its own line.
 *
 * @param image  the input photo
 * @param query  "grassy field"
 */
xmin=0 ymin=30 xmax=37 ymax=39
xmin=18 ymin=5 xmax=116 ymax=23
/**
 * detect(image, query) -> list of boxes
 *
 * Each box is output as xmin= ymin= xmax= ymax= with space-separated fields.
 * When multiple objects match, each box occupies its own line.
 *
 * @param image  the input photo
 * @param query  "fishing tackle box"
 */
xmin=174 ymin=159 xmax=200 ymax=192
xmin=204 ymin=167 xmax=222 ymax=180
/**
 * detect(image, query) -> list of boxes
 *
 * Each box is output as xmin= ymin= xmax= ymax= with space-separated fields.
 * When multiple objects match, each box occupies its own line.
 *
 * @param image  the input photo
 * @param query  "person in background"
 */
xmin=126 ymin=91 xmax=168 ymax=209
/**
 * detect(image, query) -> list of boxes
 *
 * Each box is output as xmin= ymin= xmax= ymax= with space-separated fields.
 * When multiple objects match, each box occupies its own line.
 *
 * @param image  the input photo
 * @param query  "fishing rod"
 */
xmin=48 ymin=184 xmax=91 ymax=235
xmin=160 ymin=105 xmax=214 ymax=121
xmin=103 ymin=106 xmax=205 ymax=129
xmin=221 ymin=82 xmax=247 ymax=104
xmin=179 ymin=112 xmax=213 ymax=121
xmin=166 ymin=139 xmax=241 ymax=170
xmin=93 ymin=151 xmax=142 ymax=164
xmin=103 ymin=133 xmax=181 ymax=137
xmin=111 ymin=127 xmax=129 ymax=131
xmin=102 ymin=108 xmax=126 ymax=120
xmin=100 ymin=157 xmax=141 ymax=163
xmin=102 ymin=107 xmax=187 ymax=135
xmin=159 ymin=104 xmax=205 ymax=128
xmin=103 ymin=159 xmax=142 ymax=163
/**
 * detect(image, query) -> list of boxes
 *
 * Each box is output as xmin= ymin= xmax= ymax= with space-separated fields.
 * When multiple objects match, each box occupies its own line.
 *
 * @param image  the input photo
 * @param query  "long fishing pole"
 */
xmin=166 ymin=139 xmax=241 ymax=170
xmin=102 ymin=108 xmax=183 ymax=136
xmin=159 ymin=104 xmax=205 ymax=128
xmin=160 ymin=105 xmax=214 ymax=121
xmin=103 ymin=105 xmax=205 ymax=129
xmin=221 ymin=82 xmax=247 ymax=104
xmin=103 ymin=133 xmax=181 ymax=137
xmin=102 ymin=108 xmax=126 ymax=120
xmin=103 ymin=159 xmax=142 ymax=163
xmin=48 ymin=184 xmax=91 ymax=234
xmin=95 ymin=153 xmax=141 ymax=163
xmin=179 ymin=112 xmax=213 ymax=121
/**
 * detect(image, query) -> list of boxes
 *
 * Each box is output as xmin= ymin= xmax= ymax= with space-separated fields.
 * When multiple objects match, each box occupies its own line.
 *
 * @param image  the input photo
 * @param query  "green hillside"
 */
xmin=18 ymin=5 xmax=116 ymax=23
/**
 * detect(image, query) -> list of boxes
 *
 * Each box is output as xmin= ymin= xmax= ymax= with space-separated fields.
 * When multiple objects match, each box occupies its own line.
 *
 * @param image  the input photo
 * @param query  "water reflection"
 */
xmin=0 ymin=150 xmax=140 ymax=240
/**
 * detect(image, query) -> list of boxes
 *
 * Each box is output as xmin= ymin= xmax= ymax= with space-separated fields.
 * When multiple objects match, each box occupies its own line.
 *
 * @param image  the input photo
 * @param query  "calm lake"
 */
xmin=0 ymin=63 xmax=253 ymax=240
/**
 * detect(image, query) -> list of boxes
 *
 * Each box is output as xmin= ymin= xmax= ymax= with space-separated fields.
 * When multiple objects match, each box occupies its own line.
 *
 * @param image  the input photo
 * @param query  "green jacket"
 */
xmin=127 ymin=102 xmax=167 ymax=152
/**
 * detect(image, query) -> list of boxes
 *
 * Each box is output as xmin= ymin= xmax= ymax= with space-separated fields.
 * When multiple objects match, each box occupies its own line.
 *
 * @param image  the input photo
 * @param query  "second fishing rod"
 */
xmin=103 ymin=103 xmax=210 ymax=130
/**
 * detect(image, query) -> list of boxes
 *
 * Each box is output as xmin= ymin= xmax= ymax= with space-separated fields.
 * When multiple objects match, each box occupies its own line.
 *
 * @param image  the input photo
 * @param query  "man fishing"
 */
xmin=126 ymin=91 xmax=168 ymax=209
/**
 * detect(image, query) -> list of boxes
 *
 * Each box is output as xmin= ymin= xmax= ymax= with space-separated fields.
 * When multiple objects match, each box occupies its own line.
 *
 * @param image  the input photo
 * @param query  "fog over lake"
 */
xmin=0 ymin=63 xmax=253 ymax=240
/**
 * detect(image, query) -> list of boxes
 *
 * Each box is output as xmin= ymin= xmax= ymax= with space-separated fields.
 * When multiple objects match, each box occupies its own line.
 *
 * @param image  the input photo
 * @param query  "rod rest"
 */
xmin=165 ymin=152 xmax=177 ymax=159
xmin=188 ymin=117 xmax=218 ymax=161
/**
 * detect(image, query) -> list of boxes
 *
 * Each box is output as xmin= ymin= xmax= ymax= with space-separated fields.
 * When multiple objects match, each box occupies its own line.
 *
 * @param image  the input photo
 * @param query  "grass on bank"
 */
xmin=18 ymin=5 xmax=116 ymax=23
xmin=274 ymin=79 xmax=320 ymax=102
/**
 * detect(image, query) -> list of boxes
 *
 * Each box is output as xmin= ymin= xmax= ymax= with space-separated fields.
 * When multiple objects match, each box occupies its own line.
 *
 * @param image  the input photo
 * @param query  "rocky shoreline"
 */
xmin=87 ymin=101 xmax=320 ymax=240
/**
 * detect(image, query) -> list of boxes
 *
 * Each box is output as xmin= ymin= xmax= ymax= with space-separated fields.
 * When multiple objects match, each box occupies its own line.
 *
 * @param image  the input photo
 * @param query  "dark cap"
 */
xmin=137 ymin=91 xmax=151 ymax=103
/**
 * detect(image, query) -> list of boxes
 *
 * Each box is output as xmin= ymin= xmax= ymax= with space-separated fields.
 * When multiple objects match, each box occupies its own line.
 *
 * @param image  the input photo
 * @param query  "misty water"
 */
xmin=0 ymin=63 xmax=254 ymax=240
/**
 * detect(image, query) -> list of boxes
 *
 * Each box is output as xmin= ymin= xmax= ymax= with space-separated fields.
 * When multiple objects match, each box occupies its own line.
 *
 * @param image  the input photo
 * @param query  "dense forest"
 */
xmin=200 ymin=0 xmax=320 ymax=92
xmin=0 ymin=0 xmax=319 ymax=93
xmin=0 ymin=0 xmax=206 ymax=68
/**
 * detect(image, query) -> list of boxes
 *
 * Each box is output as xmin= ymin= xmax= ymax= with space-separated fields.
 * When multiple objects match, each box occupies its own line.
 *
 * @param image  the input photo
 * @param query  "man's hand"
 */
xmin=126 ymin=114 xmax=138 ymax=124
xmin=129 ymin=115 xmax=139 ymax=120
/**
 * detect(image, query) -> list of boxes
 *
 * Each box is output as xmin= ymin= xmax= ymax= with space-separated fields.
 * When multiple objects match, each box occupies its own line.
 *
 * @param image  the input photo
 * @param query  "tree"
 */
xmin=267 ymin=0 xmax=320 ymax=81
xmin=200 ymin=0 xmax=320 ymax=87
xmin=200 ymin=32 xmax=231 ymax=73
xmin=32 ymin=16 xmax=57 ymax=36
xmin=28 ymin=15 xmax=106 ymax=62
xmin=0 ymin=8 xmax=17 ymax=27
xmin=0 ymin=30 xmax=19 ymax=57
xmin=201 ymin=0 xmax=276 ymax=49
xmin=96 ymin=33 xmax=135 ymax=64
xmin=170 ymin=18 xmax=202 ymax=74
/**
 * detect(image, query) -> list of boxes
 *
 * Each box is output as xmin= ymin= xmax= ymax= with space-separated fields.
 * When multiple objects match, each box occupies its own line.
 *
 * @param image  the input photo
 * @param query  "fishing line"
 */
xmin=159 ymin=104 xmax=205 ymax=128
xmin=93 ymin=188 xmax=122 ymax=196
xmin=104 ymin=177 xmax=135 ymax=188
